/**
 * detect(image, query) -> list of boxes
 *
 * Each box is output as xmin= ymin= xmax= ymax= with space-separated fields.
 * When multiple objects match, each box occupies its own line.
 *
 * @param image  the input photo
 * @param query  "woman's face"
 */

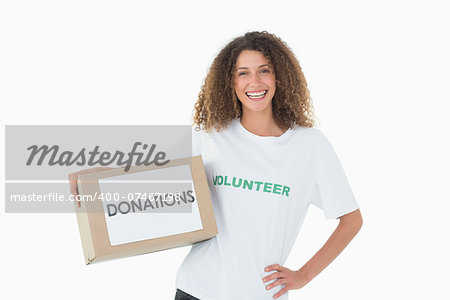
xmin=233 ymin=50 xmax=276 ymax=116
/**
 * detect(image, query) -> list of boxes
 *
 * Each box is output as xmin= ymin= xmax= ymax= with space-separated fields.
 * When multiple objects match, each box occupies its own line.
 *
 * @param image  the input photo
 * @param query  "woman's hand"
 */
xmin=262 ymin=264 xmax=310 ymax=299
xmin=262 ymin=209 xmax=363 ymax=299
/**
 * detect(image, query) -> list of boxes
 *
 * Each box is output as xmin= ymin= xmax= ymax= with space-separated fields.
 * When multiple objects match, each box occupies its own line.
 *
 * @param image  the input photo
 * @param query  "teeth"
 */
xmin=246 ymin=90 xmax=266 ymax=98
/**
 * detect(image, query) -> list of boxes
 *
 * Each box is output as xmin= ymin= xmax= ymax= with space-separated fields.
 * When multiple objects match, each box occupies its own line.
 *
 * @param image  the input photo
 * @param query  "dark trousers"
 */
xmin=175 ymin=288 xmax=200 ymax=300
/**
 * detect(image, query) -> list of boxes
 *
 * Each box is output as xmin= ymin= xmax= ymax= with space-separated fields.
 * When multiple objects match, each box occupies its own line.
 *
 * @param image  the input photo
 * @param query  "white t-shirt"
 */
xmin=175 ymin=118 xmax=359 ymax=300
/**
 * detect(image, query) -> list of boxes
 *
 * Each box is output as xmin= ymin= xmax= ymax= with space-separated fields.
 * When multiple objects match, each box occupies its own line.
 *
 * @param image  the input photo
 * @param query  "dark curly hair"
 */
xmin=193 ymin=31 xmax=316 ymax=132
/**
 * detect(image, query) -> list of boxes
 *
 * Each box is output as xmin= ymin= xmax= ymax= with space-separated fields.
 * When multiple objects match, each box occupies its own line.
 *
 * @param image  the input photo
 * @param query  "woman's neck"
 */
xmin=240 ymin=112 xmax=285 ymax=137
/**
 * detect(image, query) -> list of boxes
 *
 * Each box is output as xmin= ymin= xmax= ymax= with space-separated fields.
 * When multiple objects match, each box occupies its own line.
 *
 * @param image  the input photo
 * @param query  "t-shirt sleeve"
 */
xmin=310 ymin=135 xmax=359 ymax=220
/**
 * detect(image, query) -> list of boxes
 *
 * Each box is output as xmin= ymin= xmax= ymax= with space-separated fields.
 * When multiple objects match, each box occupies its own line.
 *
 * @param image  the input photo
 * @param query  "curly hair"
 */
xmin=193 ymin=31 xmax=316 ymax=132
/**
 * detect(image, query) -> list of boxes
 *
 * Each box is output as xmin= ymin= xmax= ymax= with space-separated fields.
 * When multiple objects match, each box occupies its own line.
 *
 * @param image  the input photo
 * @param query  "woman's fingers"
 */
xmin=273 ymin=286 xmax=289 ymax=299
xmin=264 ymin=277 xmax=286 ymax=290
xmin=262 ymin=270 xmax=284 ymax=283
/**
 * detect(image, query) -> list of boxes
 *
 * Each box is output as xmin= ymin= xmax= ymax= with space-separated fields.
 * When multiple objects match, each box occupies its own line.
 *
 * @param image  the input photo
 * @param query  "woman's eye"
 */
xmin=261 ymin=69 xmax=270 ymax=73
xmin=238 ymin=72 xmax=247 ymax=76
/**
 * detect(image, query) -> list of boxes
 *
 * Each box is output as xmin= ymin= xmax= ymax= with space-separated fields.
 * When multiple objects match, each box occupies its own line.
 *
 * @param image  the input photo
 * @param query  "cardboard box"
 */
xmin=75 ymin=155 xmax=217 ymax=265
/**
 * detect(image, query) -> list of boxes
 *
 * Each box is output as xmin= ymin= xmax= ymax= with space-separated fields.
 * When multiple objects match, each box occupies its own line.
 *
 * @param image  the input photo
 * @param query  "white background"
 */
xmin=1 ymin=0 xmax=449 ymax=299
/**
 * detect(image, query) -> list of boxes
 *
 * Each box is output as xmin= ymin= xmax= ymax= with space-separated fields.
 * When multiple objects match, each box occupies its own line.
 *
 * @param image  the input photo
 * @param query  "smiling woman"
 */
xmin=175 ymin=31 xmax=363 ymax=300
xmin=193 ymin=31 xmax=315 ymax=135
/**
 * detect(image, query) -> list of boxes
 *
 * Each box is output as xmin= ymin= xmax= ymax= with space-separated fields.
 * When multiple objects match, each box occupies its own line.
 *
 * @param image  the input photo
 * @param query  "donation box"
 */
xmin=75 ymin=155 xmax=218 ymax=264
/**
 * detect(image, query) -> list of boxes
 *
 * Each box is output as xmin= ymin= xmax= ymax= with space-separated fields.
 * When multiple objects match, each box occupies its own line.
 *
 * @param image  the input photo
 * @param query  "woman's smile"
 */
xmin=245 ymin=89 xmax=268 ymax=101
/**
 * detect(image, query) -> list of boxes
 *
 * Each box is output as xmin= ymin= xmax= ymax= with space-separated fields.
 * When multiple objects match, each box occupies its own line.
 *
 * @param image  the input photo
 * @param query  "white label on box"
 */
xmin=98 ymin=164 xmax=204 ymax=246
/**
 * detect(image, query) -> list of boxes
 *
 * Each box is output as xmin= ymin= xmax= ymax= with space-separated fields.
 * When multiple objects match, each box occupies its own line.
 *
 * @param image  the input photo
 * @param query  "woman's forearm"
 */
xmin=298 ymin=209 xmax=363 ymax=283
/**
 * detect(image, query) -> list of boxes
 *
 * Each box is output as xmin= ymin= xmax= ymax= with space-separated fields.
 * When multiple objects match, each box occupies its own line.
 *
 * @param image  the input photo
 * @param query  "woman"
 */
xmin=174 ymin=31 xmax=362 ymax=299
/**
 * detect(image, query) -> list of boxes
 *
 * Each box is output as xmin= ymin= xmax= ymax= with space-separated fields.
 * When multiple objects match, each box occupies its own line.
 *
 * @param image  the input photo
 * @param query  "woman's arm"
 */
xmin=263 ymin=209 xmax=363 ymax=298
xmin=299 ymin=208 xmax=363 ymax=282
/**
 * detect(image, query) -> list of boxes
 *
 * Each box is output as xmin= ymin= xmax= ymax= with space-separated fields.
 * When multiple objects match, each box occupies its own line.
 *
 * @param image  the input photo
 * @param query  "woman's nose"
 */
xmin=249 ymin=73 xmax=262 ymax=85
